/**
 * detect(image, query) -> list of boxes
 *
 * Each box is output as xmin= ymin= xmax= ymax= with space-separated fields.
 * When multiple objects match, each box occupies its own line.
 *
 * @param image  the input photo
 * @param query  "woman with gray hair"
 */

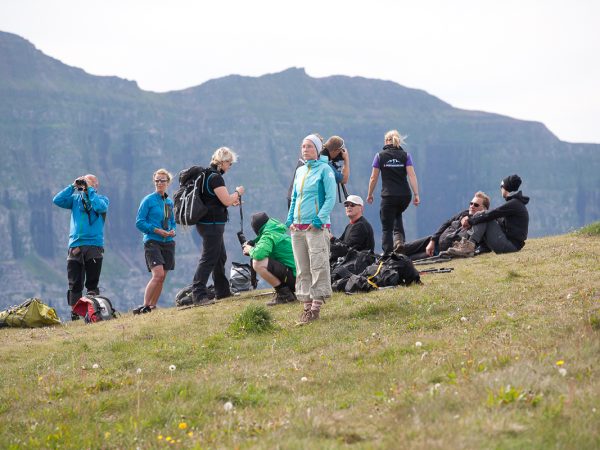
xmin=191 ymin=147 xmax=245 ymax=306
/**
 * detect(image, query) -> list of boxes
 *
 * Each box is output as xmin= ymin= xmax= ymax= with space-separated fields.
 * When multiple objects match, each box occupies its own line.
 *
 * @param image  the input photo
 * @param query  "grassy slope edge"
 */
xmin=1 ymin=230 xmax=599 ymax=449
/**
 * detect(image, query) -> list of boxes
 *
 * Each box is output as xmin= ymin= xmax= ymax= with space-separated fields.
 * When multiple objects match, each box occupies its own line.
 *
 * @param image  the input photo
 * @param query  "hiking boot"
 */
xmin=71 ymin=312 xmax=80 ymax=321
xmin=445 ymin=238 xmax=476 ymax=258
xmin=393 ymin=239 xmax=405 ymax=255
xmin=266 ymin=285 xmax=296 ymax=306
xmin=307 ymin=309 xmax=320 ymax=322
xmin=296 ymin=309 xmax=312 ymax=325
xmin=192 ymin=297 xmax=216 ymax=307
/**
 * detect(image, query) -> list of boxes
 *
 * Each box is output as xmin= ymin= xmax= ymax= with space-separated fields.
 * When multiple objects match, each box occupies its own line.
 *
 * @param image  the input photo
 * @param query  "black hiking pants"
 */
xmin=380 ymin=195 xmax=412 ymax=253
xmin=192 ymin=224 xmax=231 ymax=301
xmin=66 ymin=246 xmax=103 ymax=306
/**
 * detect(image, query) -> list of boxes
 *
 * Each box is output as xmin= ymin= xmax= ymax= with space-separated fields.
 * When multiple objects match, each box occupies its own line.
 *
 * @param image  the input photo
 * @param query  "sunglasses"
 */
xmin=154 ymin=179 xmax=169 ymax=184
xmin=469 ymin=201 xmax=481 ymax=207
xmin=344 ymin=203 xmax=358 ymax=208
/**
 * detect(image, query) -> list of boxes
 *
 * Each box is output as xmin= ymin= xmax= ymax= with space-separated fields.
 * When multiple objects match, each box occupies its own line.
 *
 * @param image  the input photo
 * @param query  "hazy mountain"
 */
xmin=1 ymin=31 xmax=598 ymax=317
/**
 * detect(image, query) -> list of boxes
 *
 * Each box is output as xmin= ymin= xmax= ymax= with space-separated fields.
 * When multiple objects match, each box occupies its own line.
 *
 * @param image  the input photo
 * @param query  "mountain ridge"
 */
xmin=0 ymin=30 xmax=598 ymax=317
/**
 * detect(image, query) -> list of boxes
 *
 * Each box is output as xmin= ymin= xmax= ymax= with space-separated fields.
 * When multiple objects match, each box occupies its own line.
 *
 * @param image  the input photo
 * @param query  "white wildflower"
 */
xmin=415 ymin=341 xmax=423 ymax=348
xmin=223 ymin=401 xmax=233 ymax=411
xmin=558 ymin=368 xmax=567 ymax=377
xmin=92 ymin=363 xmax=99 ymax=369
xmin=301 ymin=376 xmax=308 ymax=382
xmin=169 ymin=365 xmax=176 ymax=372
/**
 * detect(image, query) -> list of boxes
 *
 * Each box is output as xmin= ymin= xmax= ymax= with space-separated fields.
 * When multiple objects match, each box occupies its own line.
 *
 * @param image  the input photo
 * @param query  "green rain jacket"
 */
xmin=249 ymin=218 xmax=296 ymax=276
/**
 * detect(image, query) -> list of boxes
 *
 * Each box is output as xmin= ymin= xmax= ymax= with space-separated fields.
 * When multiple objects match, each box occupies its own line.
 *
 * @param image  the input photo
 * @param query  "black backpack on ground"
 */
xmin=175 ymin=284 xmax=216 ymax=307
xmin=173 ymin=166 xmax=210 ymax=225
xmin=331 ymin=248 xmax=377 ymax=282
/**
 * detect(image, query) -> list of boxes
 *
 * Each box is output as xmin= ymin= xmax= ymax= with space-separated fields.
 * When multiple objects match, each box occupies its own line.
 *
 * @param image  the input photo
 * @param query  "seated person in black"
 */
xmin=404 ymin=191 xmax=490 ymax=260
xmin=447 ymin=174 xmax=529 ymax=257
xmin=331 ymin=195 xmax=375 ymax=261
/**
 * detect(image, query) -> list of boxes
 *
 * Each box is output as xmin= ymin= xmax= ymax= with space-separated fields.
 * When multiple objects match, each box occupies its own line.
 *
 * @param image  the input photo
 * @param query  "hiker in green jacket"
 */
xmin=243 ymin=212 xmax=297 ymax=306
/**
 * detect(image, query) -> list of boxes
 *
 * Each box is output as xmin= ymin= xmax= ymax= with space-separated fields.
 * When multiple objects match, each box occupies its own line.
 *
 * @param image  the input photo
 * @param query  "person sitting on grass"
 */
xmin=445 ymin=174 xmax=529 ymax=258
xmin=403 ymin=191 xmax=490 ymax=260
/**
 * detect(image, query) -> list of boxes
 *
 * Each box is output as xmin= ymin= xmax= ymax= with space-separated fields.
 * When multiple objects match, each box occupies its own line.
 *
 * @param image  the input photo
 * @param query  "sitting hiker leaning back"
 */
xmin=242 ymin=212 xmax=297 ymax=306
xmin=403 ymin=191 xmax=490 ymax=260
xmin=330 ymin=195 xmax=375 ymax=261
xmin=445 ymin=174 xmax=529 ymax=258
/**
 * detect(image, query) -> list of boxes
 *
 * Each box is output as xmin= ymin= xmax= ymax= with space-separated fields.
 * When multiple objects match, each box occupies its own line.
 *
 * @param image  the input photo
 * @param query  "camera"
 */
xmin=75 ymin=178 xmax=87 ymax=191
xmin=237 ymin=231 xmax=254 ymax=249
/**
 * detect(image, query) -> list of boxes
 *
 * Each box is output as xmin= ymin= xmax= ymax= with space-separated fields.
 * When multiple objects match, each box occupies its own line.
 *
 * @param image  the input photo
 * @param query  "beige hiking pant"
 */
xmin=291 ymin=227 xmax=332 ymax=301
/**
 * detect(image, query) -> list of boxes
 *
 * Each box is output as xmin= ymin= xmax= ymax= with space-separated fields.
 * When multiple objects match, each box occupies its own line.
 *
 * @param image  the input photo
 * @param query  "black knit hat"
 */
xmin=251 ymin=212 xmax=269 ymax=235
xmin=501 ymin=174 xmax=522 ymax=192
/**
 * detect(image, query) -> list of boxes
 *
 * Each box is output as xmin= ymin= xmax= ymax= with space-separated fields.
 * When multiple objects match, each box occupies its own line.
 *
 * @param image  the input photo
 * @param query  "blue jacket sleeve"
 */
xmin=314 ymin=165 xmax=337 ymax=228
xmin=53 ymin=185 xmax=75 ymax=209
xmin=136 ymin=197 xmax=154 ymax=235
xmin=86 ymin=187 xmax=109 ymax=214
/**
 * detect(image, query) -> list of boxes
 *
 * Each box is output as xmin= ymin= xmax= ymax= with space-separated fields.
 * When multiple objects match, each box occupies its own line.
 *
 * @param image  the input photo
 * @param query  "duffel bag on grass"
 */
xmin=0 ymin=298 xmax=61 ymax=328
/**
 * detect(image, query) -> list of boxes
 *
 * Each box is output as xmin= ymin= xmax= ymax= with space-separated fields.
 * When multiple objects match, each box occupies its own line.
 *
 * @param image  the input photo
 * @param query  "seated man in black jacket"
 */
xmin=330 ymin=195 xmax=375 ymax=260
xmin=446 ymin=174 xmax=529 ymax=257
xmin=403 ymin=191 xmax=490 ymax=260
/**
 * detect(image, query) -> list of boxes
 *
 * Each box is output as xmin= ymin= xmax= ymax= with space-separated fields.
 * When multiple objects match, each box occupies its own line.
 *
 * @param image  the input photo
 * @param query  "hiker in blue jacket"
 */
xmin=287 ymin=134 xmax=337 ymax=324
xmin=53 ymin=174 xmax=109 ymax=320
xmin=134 ymin=169 xmax=176 ymax=315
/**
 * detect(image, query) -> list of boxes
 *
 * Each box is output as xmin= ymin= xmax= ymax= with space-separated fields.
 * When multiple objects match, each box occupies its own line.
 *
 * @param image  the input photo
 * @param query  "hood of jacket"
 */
xmin=506 ymin=190 xmax=530 ymax=205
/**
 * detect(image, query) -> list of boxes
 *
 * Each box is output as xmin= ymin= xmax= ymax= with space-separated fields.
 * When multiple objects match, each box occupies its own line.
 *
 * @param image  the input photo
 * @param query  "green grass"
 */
xmin=1 ymin=232 xmax=599 ymax=448
xmin=577 ymin=220 xmax=600 ymax=236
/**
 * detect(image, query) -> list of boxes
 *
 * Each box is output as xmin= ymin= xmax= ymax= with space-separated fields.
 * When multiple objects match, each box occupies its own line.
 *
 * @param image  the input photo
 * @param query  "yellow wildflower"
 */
xmin=556 ymin=360 xmax=565 ymax=366
xmin=158 ymin=435 xmax=163 ymax=440
xmin=187 ymin=432 xmax=194 ymax=437
xmin=178 ymin=422 xmax=187 ymax=430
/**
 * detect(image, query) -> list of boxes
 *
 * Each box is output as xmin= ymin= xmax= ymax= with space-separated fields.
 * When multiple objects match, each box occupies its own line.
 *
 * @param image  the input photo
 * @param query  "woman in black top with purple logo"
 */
xmin=366 ymin=130 xmax=420 ymax=254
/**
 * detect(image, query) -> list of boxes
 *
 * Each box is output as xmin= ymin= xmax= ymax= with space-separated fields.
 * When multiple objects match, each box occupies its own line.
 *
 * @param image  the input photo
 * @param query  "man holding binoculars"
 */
xmin=53 ymin=174 xmax=109 ymax=320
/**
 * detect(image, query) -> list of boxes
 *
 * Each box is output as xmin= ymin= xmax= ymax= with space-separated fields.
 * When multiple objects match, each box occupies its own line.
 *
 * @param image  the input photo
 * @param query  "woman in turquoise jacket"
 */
xmin=134 ymin=168 xmax=176 ymax=314
xmin=286 ymin=134 xmax=337 ymax=324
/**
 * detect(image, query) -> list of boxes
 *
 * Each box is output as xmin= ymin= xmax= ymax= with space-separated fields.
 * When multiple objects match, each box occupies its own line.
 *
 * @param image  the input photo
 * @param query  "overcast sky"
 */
xmin=2 ymin=0 xmax=599 ymax=143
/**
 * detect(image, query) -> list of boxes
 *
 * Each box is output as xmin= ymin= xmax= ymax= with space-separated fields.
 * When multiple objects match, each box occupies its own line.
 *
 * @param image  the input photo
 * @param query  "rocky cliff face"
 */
xmin=1 ymin=31 xmax=598 ymax=317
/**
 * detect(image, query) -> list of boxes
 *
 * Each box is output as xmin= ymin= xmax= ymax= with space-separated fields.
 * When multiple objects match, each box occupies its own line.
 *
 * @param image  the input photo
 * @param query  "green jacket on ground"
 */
xmin=249 ymin=218 xmax=296 ymax=276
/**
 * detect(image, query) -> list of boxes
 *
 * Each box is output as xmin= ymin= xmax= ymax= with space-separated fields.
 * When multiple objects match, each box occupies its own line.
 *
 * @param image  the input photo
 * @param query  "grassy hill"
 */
xmin=1 ymin=228 xmax=599 ymax=449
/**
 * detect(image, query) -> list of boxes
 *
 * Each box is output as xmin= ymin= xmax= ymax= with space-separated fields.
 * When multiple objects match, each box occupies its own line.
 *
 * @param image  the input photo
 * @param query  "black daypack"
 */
xmin=364 ymin=253 xmax=421 ymax=288
xmin=173 ymin=166 xmax=211 ymax=225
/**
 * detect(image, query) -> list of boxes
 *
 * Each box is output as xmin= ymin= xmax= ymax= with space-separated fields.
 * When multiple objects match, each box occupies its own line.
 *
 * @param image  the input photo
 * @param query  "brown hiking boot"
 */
xmin=296 ymin=309 xmax=312 ymax=325
xmin=445 ymin=238 xmax=476 ymax=258
xmin=307 ymin=309 xmax=320 ymax=322
xmin=266 ymin=285 xmax=297 ymax=306
xmin=393 ymin=235 xmax=405 ymax=254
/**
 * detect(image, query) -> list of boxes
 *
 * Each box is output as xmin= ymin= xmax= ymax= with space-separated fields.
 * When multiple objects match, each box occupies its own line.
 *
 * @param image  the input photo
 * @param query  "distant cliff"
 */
xmin=1 ymin=31 xmax=598 ymax=316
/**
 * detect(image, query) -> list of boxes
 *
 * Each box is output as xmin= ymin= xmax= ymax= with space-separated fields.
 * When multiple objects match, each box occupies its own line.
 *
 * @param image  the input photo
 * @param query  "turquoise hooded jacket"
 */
xmin=286 ymin=155 xmax=337 ymax=229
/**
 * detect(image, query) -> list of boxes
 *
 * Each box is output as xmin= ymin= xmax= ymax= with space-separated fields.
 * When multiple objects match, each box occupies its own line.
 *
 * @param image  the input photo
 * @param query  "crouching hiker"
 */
xmin=447 ymin=174 xmax=529 ymax=257
xmin=53 ymin=174 xmax=109 ymax=320
xmin=243 ymin=212 xmax=297 ymax=306
xmin=134 ymin=169 xmax=176 ymax=314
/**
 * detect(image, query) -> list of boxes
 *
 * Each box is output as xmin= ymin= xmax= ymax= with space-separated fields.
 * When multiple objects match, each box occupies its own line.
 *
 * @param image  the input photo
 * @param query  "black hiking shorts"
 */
xmin=144 ymin=240 xmax=175 ymax=271
xmin=267 ymin=258 xmax=296 ymax=291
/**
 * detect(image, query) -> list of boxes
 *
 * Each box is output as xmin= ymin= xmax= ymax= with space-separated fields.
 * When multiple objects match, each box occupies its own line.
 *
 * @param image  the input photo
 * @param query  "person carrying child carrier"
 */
xmin=243 ymin=212 xmax=297 ymax=306
xmin=191 ymin=147 xmax=245 ymax=306
xmin=53 ymin=174 xmax=109 ymax=321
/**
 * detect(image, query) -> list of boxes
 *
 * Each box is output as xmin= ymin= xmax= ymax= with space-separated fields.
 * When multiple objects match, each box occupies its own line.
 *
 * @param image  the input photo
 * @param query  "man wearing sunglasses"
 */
xmin=447 ymin=174 xmax=529 ymax=257
xmin=403 ymin=191 xmax=490 ymax=259
xmin=338 ymin=195 xmax=375 ymax=252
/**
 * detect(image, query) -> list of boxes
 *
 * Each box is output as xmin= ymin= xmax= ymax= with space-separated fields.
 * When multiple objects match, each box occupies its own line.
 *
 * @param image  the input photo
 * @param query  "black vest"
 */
xmin=201 ymin=165 xmax=228 ymax=223
xmin=378 ymin=145 xmax=410 ymax=197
